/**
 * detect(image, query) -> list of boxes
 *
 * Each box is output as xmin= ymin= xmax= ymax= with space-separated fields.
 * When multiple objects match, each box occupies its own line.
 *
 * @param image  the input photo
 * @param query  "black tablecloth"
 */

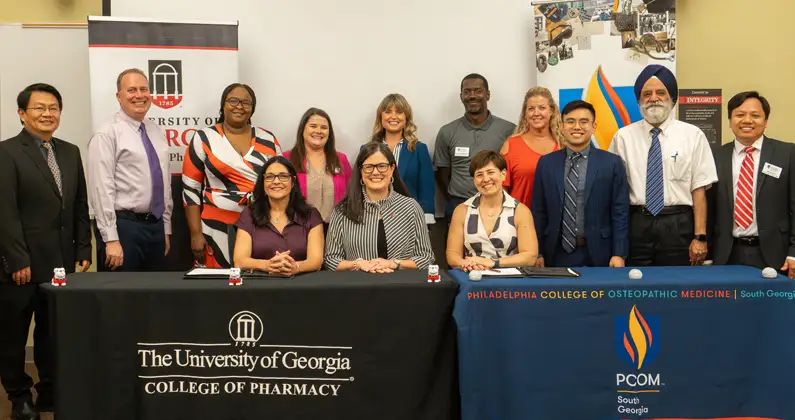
xmin=44 ymin=271 xmax=458 ymax=420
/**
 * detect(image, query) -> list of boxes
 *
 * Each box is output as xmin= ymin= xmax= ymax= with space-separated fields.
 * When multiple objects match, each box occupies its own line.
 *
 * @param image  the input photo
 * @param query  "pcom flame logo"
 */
xmin=585 ymin=66 xmax=632 ymax=150
xmin=616 ymin=305 xmax=659 ymax=369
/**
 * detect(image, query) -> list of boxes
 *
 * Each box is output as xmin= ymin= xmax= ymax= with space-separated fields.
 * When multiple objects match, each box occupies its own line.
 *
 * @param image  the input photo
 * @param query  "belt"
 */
xmin=630 ymin=205 xmax=692 ymax=216
xmin=734 ymin=236 xmax=760 ymax=246
xmin=116 ymin=210 xmax=160 ymax=224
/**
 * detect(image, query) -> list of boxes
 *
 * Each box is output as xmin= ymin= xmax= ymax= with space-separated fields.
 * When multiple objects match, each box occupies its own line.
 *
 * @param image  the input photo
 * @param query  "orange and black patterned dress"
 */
xmin=182 ymin=124 xmax=281 ymax=267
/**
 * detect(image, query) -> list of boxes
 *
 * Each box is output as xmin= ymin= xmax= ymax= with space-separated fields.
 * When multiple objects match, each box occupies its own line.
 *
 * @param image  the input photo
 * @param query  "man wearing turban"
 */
xmin=608 ymin=65 xmax=717 ymax=266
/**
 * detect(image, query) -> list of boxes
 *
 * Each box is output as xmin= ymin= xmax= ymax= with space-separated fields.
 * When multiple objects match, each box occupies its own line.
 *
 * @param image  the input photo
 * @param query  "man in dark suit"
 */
xmin=709 ymin=91 xmax=795 ymax=277
xmin=0 ymin=84 xmax=92 ymax=419
xmin=532 ymin=100 xmax=629 ymax=267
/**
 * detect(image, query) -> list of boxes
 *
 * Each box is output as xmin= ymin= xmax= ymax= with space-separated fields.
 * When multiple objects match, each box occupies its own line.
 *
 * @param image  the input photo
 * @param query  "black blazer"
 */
xmin=0 ymin=129 xmax=92 ymax=284
xmin=710 ymin=137 xmax=795 ymax=267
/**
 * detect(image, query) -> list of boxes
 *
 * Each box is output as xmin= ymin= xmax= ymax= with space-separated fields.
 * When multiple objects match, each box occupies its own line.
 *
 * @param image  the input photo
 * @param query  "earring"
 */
xmin=390 ymin=177 xmax=394 ymax=185
xmin=360 ymin=178 xmax=365 ymax=186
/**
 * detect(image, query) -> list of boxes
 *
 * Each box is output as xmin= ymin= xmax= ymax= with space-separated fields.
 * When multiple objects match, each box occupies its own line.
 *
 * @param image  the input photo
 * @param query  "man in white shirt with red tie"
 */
xmin=87 ymin=68 xmax=173 ymax=271
xmin=609 ymin=65 xmax=717 ymax=266
xmin=709 ymin=91 xmax=795 ymax=278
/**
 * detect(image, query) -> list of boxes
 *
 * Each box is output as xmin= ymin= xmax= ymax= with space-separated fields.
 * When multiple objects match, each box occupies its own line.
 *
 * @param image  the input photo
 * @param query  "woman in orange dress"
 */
xmin=182 ymin=83 xmax=282 ymax=268
xmin=500 ymin=86 xmax=564 ymax=209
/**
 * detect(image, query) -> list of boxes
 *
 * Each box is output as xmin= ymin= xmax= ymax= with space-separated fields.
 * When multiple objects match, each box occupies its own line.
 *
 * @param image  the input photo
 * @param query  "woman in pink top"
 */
xmin=285 ymin=108 xmax=352 ymax=223
xmin=501 ymin=86 xmax=565 ymax=208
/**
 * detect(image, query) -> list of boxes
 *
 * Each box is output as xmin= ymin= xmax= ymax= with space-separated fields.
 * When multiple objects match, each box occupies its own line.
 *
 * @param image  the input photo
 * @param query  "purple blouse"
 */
xmin=236 ymin=207 xmax=323 ymax=261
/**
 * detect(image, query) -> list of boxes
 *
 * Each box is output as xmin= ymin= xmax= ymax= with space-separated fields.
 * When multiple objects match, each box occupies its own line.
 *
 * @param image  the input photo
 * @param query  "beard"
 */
xmin=640 ymin=100 xmax=673 ymax=125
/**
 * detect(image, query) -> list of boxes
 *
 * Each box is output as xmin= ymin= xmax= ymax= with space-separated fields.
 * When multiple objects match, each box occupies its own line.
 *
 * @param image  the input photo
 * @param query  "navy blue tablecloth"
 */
xmin=452 ymin=266 xmax=795 ymax=420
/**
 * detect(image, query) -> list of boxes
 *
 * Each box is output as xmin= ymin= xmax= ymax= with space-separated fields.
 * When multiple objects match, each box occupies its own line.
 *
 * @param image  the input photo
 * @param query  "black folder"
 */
xmin=183 ymin=268 xmax=293 ymax=280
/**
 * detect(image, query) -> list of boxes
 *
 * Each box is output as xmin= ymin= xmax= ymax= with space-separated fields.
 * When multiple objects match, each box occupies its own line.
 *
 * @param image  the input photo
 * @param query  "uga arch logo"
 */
xmin=615 ymin=304 xmax=659 ymax=369
xmin=229 ymin=310 xmax=263 ymax=347
xmin=148 ymin=60 xmax=183 ymax=109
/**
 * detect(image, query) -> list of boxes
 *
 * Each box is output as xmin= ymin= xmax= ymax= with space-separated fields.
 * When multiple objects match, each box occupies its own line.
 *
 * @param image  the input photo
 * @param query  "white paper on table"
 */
xmin=186 ymin=268 xmax=231 ymax=276
xmin=480 ymin=268 xmax=523 ymax=276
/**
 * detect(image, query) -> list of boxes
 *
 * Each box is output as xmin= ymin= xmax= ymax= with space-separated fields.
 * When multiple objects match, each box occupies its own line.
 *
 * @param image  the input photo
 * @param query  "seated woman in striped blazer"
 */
xmin=324 ymin=142 xmax=435 ymax=273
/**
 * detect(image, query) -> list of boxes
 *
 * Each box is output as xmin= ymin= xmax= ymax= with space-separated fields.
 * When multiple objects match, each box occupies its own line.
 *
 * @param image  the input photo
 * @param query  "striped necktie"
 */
xmin=734 ymin=146 xmax=756 ymax=229
xmin=645 ymin=127 xmax=664 ymax=215
xmin=562 ymin=152 xmax=582 ymax=253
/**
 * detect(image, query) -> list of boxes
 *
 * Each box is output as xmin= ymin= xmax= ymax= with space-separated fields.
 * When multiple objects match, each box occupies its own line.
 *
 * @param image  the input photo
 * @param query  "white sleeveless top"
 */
xmin=463 ymin=190 xmax=520 ymax=258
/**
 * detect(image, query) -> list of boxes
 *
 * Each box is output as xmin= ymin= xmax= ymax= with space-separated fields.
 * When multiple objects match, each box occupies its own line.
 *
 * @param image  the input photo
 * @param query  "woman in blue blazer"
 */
xmin=369 ymin=93 xmax=435 ymax=225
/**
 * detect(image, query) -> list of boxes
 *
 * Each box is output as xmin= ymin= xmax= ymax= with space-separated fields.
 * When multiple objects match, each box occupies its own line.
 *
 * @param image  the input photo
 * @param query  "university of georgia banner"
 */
xmin=87 ymin=16 xmax=239 ymax=175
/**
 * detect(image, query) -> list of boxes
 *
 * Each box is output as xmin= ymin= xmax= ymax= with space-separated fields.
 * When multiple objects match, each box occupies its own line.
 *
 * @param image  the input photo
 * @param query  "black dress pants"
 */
xmin=95 ymin=214 xmax=165 ymax=272
xmin=728 ymin=242 xmax=766 ymax=269
xmin=0 ymin=281 xmax=52 ymax=404
xmin=628 ymin=207 xmax=694 ymax=266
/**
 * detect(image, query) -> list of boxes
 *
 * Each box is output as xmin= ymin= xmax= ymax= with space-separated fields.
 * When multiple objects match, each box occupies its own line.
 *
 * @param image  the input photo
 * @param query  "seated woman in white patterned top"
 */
xmin=446 ymin=150 xmax=538 ymax=272
xmin=324 ymin=142 xmax=435 ymax=273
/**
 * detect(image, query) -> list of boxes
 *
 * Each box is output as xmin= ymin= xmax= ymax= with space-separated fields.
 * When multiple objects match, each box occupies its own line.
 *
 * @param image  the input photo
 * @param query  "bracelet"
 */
xmin=353 ymin=258 xmax=362 ymax=271
xmin=295 ymin=261 xmax=300 ymax=274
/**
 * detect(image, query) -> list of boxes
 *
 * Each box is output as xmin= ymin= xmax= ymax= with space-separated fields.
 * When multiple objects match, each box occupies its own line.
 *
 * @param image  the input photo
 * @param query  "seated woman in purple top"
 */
xmin=233 ymin=156 xmax=324 ymax=275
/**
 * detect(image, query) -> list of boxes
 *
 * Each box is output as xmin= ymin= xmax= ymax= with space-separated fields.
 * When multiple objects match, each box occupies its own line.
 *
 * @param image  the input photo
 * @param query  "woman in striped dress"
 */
xmin=182 ymin=83 xmax=282 ymax=268
xmin=324 ymin=142 xmax=435 ymax=272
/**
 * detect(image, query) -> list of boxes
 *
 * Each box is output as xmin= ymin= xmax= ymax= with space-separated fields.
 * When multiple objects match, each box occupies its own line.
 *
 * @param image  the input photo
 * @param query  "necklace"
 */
xmin=272 ymin=212 xmax=286 ymax=224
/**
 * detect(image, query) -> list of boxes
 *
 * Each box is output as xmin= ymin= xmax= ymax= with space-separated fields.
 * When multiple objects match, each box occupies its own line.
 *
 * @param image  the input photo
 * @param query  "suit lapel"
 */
xmin=583 ymin=149 xmax=600 ymax=206
xmin=398 ymin=145 xmax=411 ymax=176
xmin=721 ymin=143 xmax=734 ymax=204
xmin=555 ymin=151 xmax=566 ymax=204
xmin=19 ymin=130 xmax=61 ymax=198
xmin=756 ymin=138 xmax=774 ymax=194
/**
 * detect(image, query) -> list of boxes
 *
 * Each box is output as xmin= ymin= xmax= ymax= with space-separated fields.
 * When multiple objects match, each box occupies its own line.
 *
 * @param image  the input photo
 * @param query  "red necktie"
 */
xmin=734 ymin=146 xmax=755 ymax=229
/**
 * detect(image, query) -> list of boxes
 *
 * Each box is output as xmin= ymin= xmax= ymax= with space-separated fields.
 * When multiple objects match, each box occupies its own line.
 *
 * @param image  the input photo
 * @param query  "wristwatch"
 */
xmin=393 ymin=259 xmax=401 ymax=270
xmin=491 ymin=258 xmax=501 ymax=268
xmin=694 ymin=234 xmax=707 ymax=243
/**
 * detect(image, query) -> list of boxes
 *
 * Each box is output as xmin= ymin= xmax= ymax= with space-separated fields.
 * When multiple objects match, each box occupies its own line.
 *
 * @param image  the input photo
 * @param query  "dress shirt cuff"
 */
xmin=101 ymin=227 xmax=119 ymax=243
xmin=164 ymin=220 xmax=172 ymax=235
xmin=424 ymin=213 xmax=436 ymax=224
xmin=787 ymin=256 xmax=795 ymax=261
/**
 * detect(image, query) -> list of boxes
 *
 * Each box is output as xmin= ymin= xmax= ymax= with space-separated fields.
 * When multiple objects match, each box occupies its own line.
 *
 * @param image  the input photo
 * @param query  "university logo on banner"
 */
xmin=148 ymin=60 xmax=183 ymax=109
xmin=615 ymin=304 xmax=659 ymax=370
xmin=613 ymin=304 xmax=662 ymax=418
xmin=87 ymin=16 xmax=239 ymax=174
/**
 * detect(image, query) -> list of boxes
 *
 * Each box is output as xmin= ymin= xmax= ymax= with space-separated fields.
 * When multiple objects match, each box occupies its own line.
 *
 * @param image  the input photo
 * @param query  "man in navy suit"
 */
xmin=531 ymin=100 xmax=629 ymax=267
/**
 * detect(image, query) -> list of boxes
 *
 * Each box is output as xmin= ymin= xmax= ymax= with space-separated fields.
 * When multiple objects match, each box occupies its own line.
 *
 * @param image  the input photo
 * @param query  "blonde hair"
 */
xmin=371 ymin=93 xmax=419 ymax=152
xmin=513 ymin=86 xmax=564 ymax=147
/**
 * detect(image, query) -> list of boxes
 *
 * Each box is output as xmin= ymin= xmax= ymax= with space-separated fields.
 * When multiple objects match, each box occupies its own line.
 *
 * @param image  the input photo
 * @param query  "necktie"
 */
xmin=734 ymin=146 xmax=756 ymax=229
xmin=41 ymin=142 xmax=62 ymax=195
xmin=562 ymin=152 xmax=581 ymax=253
xmin=645 ymin=127 xmax=664 ymax=216
xmin=139 ymin=124 xmax=165 ymax=218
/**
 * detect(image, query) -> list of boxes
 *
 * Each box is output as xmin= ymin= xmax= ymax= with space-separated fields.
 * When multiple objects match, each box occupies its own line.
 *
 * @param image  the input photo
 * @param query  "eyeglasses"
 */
xmin=27 ymin=106 xmax=61 ymax=115
xmin=563 ymin=119 xmax=594 ymax=128
xmin=226 ymin=98 xmax=253 ymax=109
xmin=361 ymin=163 xmax=391 ymax=174
xmin=263 ymin=173 xmax=291 ymax=183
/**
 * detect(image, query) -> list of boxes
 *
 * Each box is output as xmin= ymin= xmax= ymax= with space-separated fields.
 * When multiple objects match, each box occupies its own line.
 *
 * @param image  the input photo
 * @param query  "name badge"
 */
xmin=762 ymin=162 xmax=782 ymax=179
xmin=454 ymin=147 xmax=470 ymax=157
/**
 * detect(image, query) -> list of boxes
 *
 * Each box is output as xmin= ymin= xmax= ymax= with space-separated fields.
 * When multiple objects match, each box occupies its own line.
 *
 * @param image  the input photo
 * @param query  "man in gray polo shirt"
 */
xmin=433 ymin=73 xmax=516 ymax=221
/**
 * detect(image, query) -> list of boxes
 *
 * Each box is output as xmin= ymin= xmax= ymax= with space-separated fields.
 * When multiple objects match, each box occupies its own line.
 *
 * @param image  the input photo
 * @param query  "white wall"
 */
xmin=0 ymin=24 xmax=92 ymax=160
xmin=110 ymin=0 xmax=536 ymax=160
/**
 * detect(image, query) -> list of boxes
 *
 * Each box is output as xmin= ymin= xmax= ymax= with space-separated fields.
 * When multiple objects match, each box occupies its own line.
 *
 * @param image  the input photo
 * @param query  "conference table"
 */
xmin=451 ymin=266 xmax=795 ymax=420
xmin=43 ymin=271 xmax=458 ymax=420
xmin=44 ymin=266 xmax=795 ymax=420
